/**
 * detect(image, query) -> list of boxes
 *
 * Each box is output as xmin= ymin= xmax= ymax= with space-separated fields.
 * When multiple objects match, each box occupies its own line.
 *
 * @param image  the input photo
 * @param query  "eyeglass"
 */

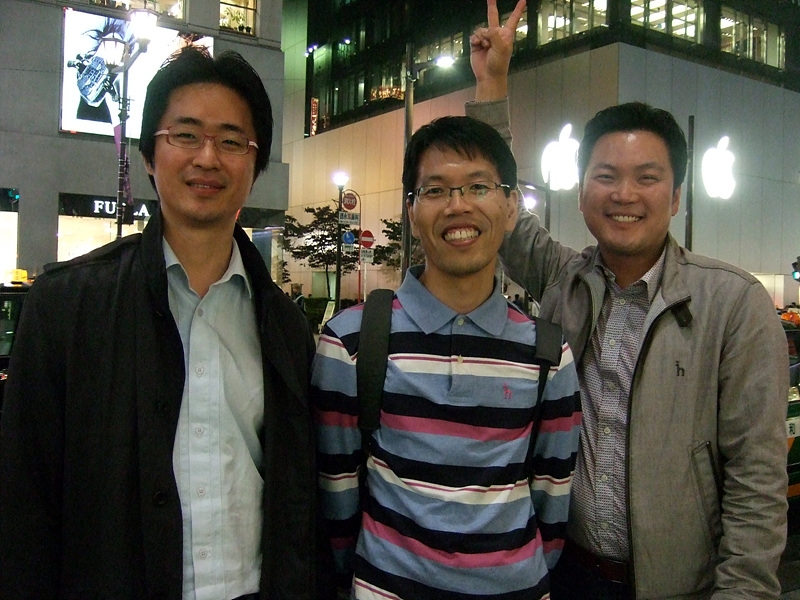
xmin=408 ymin=181 xmax=511 ymax=204
xmin=154 ymin=125 xmax=258 ymax=155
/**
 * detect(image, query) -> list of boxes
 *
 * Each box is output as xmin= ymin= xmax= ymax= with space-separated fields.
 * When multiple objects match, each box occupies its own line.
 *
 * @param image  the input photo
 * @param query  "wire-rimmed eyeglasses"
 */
xmin=408 ymin=181 xmax=511 ymax=204
xmin=154 ymin=125 xmax=258 ymax=155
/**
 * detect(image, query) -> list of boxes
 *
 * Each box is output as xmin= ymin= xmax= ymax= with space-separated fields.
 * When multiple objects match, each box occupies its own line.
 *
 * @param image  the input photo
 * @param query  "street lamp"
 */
xmin=401 ymin=43 xmax=454 ymax=280
xmin=102 ymin=7 xmax=158 ymax=239
xmin=332 ymin=171 xmax=349 ymax=312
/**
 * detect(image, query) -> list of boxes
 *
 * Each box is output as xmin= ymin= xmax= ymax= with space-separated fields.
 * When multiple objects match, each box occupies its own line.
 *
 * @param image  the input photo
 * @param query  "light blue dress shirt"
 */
xmin=164 ymin=239 xmax=264 ymax=600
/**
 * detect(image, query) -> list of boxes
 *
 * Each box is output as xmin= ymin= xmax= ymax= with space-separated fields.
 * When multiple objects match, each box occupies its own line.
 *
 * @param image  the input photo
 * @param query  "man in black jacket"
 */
xmin=0 ymin=46 xmax=330 ymax=600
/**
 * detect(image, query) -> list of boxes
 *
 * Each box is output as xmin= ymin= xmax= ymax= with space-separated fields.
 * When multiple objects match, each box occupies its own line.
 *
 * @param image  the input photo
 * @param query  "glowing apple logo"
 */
xmin=541 ymin=124 xmax=579 ymax=191
xmin=701 ymin=136 xmax=736 ymax=200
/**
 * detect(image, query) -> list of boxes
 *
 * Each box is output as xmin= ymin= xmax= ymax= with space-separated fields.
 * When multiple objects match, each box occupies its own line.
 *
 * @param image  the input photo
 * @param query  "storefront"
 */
xmin=56 ymin=193 xmax=285 ymax=281
xmin=0 ymin=189 xmax=20 ymax=282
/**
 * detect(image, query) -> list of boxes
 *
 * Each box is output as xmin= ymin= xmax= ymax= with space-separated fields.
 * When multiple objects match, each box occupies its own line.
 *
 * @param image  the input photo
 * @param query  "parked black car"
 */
xmin=0 ymin=282 xmax=29 ymax=413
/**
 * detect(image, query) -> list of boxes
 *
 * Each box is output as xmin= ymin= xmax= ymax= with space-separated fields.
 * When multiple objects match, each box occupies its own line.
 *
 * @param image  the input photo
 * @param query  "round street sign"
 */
xmin=360 ymin=230 xmax=374 ymax=248
xmin=343 ymin=231 xmax=356 ymax=244
xmin=342 ymin=191 xmax=358 ymax=211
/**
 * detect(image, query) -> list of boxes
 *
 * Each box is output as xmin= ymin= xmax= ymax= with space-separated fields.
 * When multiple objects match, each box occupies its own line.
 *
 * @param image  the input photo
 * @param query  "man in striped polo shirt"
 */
xmin=311 ymin=115 xmax=582 ymax=599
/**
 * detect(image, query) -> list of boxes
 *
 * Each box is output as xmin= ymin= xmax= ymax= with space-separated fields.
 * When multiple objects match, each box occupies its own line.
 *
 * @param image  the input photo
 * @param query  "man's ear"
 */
xmin=407 ymin=197 xmax=419 ymax=238
xmin=671 ymin=185 xmax=681 ymax=216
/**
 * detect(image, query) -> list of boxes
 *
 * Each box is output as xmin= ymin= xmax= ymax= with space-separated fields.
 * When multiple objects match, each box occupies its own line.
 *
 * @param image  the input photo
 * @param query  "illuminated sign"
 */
xmin=541 ymin=124 xmax=579 ymax=191
xmin=701 ymin=136 xmax=736 ymax=200
xmin=60 ymin=8 xmax=213 ymax=139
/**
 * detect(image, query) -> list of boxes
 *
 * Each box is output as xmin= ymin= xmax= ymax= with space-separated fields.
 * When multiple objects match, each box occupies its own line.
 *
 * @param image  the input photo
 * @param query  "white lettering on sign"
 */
xmin=93 ymin=200 xmax=116 ymax=215
xmin=91 ymin=200 xmax=150 ymax=219
xmin=338 ymin=212 xmax=360 ymax=226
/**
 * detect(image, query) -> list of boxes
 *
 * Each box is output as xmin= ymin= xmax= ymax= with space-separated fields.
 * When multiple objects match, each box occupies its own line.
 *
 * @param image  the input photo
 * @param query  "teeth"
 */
xmin=444 ymin=228 xmax=479 ymax=242
xmin=611 ymin=215 xmax=640 ymax=223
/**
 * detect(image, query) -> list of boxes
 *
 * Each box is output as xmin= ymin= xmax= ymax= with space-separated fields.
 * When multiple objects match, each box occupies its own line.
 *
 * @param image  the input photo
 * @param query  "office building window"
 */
xmin=89 ymin=0 xmax=184 ymax=19
xmin=539 ymin=0 xmax=607 ymax=45
xmin=414 ymin=34 xmax=464 ymax=66
xmin=631 ymin=0 xmax=701 ymax=43
xmin=219 ymin=0 xmax=256 ymax=34
xmin=721 ymin=7 xmax=785 ymax=68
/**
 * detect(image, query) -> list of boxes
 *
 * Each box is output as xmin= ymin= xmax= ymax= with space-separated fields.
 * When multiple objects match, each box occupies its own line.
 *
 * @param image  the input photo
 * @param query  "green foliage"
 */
xmin=283 ymin=201 xmax=360 ymax=298
xmin=372 ymin=217 xmax=423 ymax=268
xmin=372 ymin=218 xmax=402 ymax=268
xmin=277 ymin=259 xmax=291 ymax=284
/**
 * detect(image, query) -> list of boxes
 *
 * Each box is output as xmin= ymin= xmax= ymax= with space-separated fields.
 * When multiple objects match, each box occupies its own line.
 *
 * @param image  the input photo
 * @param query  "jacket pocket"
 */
xmin=690 ymin=440 xmax=723 ymax=550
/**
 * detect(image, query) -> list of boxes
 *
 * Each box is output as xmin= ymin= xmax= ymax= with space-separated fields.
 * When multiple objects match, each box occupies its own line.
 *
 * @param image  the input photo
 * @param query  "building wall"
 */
xmin=283 ymin=41 xmax=800 ymax=305
xmin=0 ymin=0 xmax=289 ymax=276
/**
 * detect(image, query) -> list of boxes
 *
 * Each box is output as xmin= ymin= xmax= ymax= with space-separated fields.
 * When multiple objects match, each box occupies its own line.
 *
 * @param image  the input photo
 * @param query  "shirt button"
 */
xmin=457 ymin=355 xmax=463 ymax=364
xmin=197 ymin=487 xmax=206 ymax=497
xmin=606 ymin=382 xmax=616 ymax=391
xmin=457 ymin=317 xmax=465 ymax=326
xmin=608 ymin=339 xmax=616 ymax=347
xmin=197 ymin=308 xmax=204 ymax=317
xmin=195 ymin=364 xmax=205 ymax=376
xmin=600 ymin=474 xmax=608 ymax=483
xmin=618 ymin=298 xmax=626 ymax=306
xmin=603 ymin=426 xmax=611 ymax=435
xmin=195 ymin=426 xmax=205 ymax=437
xmin=601 ymin=522 xmax=609 ymax=530
xmin=198 ymin=549 xmax=209 ymax=559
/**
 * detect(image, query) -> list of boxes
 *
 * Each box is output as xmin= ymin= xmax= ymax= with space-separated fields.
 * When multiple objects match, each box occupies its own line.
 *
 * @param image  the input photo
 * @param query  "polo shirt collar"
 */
xmin=396 ymin=265 xmax=508 ymax=336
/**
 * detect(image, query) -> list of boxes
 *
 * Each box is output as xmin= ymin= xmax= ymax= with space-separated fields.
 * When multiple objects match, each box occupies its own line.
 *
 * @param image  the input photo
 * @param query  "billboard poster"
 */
xmin=61 ymin=8 xmax=213 ymax=139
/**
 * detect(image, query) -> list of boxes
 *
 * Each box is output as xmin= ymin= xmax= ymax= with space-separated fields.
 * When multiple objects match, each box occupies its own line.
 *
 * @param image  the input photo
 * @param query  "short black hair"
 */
xmin=139 ymin=46 xmax=272 ymax=187
xmin=578 ymin=102 xmax=687 ymax=191
xmin=402 ymin=116 xmax=517 ymax=201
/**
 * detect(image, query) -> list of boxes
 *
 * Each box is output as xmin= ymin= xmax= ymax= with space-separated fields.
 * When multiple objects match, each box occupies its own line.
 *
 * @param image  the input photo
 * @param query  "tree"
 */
xmin=372 ymin=218 xmax=402 ymax=269
xmin=371 ymin=217 xmax=423 ymax=269
xmin=284 ymin=200 xmax=360 ymax=299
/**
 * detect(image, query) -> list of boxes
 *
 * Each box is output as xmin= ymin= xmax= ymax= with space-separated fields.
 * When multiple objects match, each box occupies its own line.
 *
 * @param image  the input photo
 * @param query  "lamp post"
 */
xmin=101 ymin=7 xmax=158 ymax=239
xmin=332 ymin=171 xmax=349 ymax=312
xmin=401 ymin=44 xmax=455 ymax=280
xmin=685 ymin=115 xmax=695 ymax=251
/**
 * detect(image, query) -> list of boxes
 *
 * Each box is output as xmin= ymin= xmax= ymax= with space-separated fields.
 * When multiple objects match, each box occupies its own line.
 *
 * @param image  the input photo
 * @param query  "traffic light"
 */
xmin=793 ymin=257 xmax=800 ymax=281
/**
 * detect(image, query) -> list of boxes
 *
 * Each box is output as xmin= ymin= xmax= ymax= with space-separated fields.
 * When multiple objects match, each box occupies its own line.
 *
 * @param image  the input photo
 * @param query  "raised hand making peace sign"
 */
xmin=470 ymin=0 xmax=526 ymax=100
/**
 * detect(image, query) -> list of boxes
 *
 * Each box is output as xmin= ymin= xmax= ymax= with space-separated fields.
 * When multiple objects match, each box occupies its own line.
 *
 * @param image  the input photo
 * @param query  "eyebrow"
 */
xmin=172 ymin=116 xmax=247 ymax=134
xmin=420 ymin=169 xmax=498 ymax=183
xmin=591 ymin=161 xmax=666 ymax=172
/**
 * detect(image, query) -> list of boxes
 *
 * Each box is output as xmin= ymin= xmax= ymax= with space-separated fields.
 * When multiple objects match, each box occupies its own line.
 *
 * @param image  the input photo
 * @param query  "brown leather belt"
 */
xmin=563 ymin=539 xmax=631 ymax=584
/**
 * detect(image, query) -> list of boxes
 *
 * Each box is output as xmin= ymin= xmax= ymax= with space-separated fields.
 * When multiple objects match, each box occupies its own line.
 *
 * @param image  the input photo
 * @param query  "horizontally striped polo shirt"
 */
xmin=312 ymin=266 xmax=582 ymax=600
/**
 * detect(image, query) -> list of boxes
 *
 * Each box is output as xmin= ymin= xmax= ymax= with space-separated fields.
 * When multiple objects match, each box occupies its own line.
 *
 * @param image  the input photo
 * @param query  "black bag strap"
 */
xmin=525 ymin=317 xmax=563 ymax=484
xmin=356 ymin=288 xmax=395 ymax=446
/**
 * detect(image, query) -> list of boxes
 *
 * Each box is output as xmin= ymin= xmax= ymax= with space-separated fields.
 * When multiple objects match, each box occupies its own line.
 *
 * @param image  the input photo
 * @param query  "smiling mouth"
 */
xmin=443 ymin=228 xmax=479 ymax=242
xmin=610 ymin=215 xmax=641 ymax=223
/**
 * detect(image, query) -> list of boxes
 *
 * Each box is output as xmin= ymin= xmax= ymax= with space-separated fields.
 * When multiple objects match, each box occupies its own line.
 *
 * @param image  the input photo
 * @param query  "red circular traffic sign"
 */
xmin=342 ymin=191 xmax=358 ymax=211
xmin=360 ymin=230 xmax=374 ymax=248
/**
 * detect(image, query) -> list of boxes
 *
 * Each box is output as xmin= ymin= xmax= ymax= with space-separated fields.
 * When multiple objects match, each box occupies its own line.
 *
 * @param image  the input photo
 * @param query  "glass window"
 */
xmin=538 ymin=0 xmax=607 ymax=45
xmin=721 ymin=7 xmax=785 ymax=68
xmin=219 ymin=0 xmax=256 ymax=35
xmin=631 ymin=0 xmax=700 ymax=43
xmin=89 ymin=0 xmax=184 ymax=20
